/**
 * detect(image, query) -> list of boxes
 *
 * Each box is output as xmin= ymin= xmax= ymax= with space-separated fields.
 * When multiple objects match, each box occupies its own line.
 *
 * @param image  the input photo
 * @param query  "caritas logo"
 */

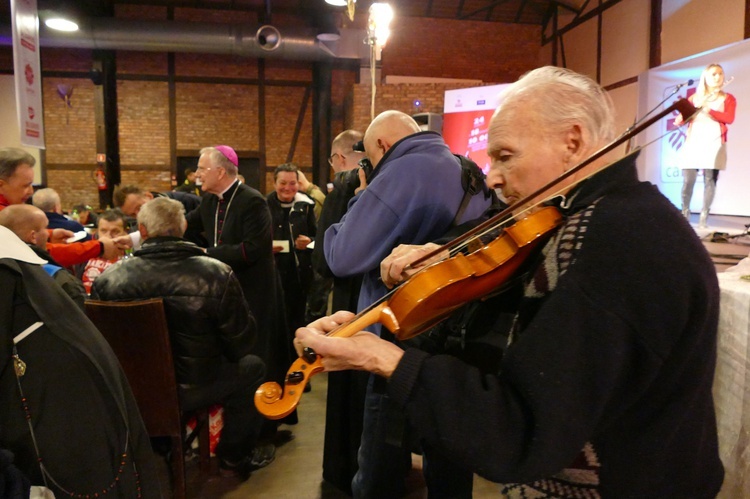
xmin=25 ymin=64 xmax=34 ymax=85
xmin=27 ymin=107 xmax=34 ymax=120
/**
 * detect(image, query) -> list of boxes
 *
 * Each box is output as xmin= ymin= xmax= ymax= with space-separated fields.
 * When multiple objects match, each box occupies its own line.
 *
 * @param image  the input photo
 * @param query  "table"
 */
xmin=715 ymin=270 xmax=750 ymax=498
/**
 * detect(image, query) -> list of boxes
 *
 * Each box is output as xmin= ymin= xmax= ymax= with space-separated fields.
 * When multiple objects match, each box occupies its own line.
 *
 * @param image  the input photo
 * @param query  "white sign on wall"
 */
xmin=10 ymin=0 xmax=45 ymax=149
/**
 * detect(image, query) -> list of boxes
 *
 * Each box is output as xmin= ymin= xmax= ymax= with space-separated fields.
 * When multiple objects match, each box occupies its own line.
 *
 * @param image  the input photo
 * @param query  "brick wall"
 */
xmin=382 ymin=17 xmax=541 ymax=82
xmin=43 ymin=78 xmax=97 ymax=164
xmin=175 ymin=82 xmax=260 ymax=151
xmin=46 ymin=170 xmax=100 ymax=211
xmin=119 ymin=81 xmax=170 ymax=167
xmin=0 ymin=8 xmax=542 ymax=205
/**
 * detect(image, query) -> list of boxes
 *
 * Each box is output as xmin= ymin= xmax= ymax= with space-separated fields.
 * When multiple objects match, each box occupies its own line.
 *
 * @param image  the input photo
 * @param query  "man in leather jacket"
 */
xmin=91 ymin=197 xmax=274 ymax=479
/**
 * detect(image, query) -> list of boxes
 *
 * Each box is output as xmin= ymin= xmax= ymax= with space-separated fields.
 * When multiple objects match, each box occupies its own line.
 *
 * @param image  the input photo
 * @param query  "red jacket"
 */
xmin=0 ymin=199 xmax=102 ymax=266
xmin=689 ymin=92 xmax=737 ymax=142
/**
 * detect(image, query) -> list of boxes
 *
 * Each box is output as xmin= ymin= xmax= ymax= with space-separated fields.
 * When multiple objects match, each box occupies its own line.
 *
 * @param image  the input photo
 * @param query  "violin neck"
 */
xmin=327 ymin=301 xmax=396 ymax=339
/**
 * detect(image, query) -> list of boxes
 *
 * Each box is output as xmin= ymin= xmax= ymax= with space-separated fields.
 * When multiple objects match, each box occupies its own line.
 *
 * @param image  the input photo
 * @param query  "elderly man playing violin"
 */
xmin=294 ymin=66 xmax=723 ymax=497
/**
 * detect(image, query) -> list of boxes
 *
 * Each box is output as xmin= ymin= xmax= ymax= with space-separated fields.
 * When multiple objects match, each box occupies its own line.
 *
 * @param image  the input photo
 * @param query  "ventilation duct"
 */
xmin=0 ymin=18 xmax=340 ymax=61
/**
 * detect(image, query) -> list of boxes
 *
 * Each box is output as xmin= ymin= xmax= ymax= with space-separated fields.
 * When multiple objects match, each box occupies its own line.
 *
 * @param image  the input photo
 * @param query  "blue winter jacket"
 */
xmin=324 ymin=131 xmax=493 ymax=334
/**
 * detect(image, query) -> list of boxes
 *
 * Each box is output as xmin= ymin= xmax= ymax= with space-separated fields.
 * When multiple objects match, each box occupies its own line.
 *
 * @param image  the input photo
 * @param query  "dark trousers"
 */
xmin=179 ymin=355 xmax=265 ymax=461
xmin=305 ymin=271 xmax=332 ymax=323
xmin=352 ymin=375 xmax=412 ymax=498
xmin=422 ymin=443 xmax=474 ymax=498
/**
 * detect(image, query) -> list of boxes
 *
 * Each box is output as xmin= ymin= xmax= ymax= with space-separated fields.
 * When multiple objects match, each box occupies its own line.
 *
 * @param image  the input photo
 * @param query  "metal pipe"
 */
xmin=0 ymin=18 xmax=338 ymax=61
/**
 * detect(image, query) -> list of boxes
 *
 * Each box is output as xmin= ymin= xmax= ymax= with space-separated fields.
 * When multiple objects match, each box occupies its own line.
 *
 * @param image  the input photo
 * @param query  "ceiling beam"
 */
xmin=456 ymin=0 xmax=466 ymax=19
xmin=650 ymin=0 xmax=661 ymax=68
xmin=542 ymin=0 xmax=624 ymax=44
xmin=514 ymin=0 xmax=529 ymax=23
xmin=485 ymin=1 xmax=495 ymax=21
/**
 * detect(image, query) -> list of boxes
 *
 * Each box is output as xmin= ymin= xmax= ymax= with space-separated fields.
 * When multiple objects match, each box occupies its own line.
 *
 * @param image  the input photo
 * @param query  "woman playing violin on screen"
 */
xmin=294 ymin=66 xmax=724 ymax=497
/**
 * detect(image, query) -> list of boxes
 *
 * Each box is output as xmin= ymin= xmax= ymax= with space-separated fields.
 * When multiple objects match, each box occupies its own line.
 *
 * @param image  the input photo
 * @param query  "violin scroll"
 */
xmin=254 ymin=353 xmax=325 ymax=420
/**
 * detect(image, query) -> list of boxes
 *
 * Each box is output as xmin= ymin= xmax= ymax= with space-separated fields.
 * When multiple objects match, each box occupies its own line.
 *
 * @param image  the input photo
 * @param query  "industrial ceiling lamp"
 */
xmin=367 ymin=3 xmax=394 ymax=119
xmin=41 ymin=3 xmax=80 ymax=32
xmin=44 ymin=16 xmax=79 ymax=32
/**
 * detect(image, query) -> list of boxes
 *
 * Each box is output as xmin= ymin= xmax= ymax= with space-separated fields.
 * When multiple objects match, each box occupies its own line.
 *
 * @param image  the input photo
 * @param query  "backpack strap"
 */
xmin=452 ymin=154 xmax=493 ymax=227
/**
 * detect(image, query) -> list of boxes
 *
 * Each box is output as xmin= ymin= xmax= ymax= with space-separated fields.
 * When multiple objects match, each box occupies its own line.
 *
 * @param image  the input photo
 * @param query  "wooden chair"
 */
xmin=85 ymin=298 xmax=210 ymax=498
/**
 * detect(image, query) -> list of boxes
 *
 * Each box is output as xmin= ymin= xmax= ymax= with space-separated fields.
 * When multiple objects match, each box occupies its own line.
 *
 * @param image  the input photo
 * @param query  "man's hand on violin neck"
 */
xmin=295 ymin=312 xmax=404 ymax=378
xmin=381 ymin=242 xmax=444 ymax=289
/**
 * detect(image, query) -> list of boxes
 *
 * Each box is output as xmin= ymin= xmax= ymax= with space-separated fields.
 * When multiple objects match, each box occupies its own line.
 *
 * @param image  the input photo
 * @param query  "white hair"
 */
xmin=32 ymin=188 xmax=61 ymax=213
xmin=497 ymin=66 xmax=616 ymax=147
xmin=137 ymin=197 xmax=186 ymax=238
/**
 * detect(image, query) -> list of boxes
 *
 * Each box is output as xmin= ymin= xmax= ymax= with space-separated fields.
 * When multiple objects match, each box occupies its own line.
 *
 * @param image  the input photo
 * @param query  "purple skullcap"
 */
xmin=214 ymin=145 xmax=238 ymax=167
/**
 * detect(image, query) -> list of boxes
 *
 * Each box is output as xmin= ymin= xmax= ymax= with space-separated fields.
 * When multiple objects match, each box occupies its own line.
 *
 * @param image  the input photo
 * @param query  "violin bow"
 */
xmin=406 ymin=97 xmax=698 ymax=271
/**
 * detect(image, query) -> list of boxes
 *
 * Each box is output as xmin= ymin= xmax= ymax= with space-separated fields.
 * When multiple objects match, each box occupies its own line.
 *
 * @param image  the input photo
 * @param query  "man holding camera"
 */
xmin=323 ymin=111 xmax=495 ymax=498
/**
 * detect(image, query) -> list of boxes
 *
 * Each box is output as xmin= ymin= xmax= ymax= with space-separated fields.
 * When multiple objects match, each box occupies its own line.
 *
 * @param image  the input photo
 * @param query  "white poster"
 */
xmin=10 ymin=0 xmax=45 ymax=149
xmin=638 ymin=39 xmax=750 ymax=217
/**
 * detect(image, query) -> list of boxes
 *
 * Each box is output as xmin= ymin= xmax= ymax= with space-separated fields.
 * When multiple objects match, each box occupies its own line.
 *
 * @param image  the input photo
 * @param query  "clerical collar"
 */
xmin=217 ymin=179 xmax=239 ymax=200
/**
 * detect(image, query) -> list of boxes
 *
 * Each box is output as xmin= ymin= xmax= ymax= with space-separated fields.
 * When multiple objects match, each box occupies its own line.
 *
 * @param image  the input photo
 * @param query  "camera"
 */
xmin=351 ymin=141 xmax=373 ymax=180
xmin=338 ymin=157 xmax=373 ymax=193
xmin=358 ymin=157 xmax=373 ymax=180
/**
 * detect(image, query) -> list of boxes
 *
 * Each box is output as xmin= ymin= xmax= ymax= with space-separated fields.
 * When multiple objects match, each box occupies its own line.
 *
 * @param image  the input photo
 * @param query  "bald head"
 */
xmin=363 ymin=111 xmax=421 ymax=168
xmin=0 ymin=204 xmax=49 ymax=250
xmin=330 ymin=129 xmax=366 ymax=172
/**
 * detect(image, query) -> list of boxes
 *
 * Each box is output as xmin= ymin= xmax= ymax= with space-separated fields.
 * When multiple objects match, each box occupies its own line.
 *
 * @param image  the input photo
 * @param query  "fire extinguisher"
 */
xmin=94 ymin=165 xmax=108 ymax=191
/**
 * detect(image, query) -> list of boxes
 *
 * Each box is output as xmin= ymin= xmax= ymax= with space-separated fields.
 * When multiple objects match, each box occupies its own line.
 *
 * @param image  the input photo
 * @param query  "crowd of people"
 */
xmin=0 ymin=65 xmax=726 ymax=498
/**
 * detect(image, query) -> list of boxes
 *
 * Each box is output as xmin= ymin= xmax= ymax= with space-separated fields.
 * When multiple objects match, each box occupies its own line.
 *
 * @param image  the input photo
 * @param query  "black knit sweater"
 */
xmin=388 ymin=153 xmax=723 ymax=498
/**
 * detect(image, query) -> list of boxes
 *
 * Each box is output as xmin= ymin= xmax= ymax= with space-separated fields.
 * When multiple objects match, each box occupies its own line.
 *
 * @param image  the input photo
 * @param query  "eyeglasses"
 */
xmin=330 ymin=153 xmax=350 ymax=166
xmin=195 ymin=166 xmax=212 ymax=174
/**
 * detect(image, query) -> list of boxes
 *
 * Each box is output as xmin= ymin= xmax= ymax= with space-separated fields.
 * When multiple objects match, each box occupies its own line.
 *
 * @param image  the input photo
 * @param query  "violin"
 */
xmin=254 ymin=97 xmax=698 ymax=420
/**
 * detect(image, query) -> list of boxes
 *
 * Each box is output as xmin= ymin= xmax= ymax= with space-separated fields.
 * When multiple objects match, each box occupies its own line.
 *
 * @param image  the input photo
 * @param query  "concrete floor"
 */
xmin=170 ymin=372 xmax=500 ymax=498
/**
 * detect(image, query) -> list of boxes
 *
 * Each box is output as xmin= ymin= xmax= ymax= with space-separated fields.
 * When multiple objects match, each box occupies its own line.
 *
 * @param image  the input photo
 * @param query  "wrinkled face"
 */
xmin=486 ymin=102 xmax=569 ymax=206
xmin=274 ymin=171 xmax=299 ymax=203
xmin=98 ymin=218 xmax=126 ymax=239
xmin=0 ymin=163 xmax=35 ymax=205
xmin=121 ymin=193 xmax=148 ymax=217
xmin=196 ymin=154 xmax=226 ymax=194
xmin=705 ymin=66 xmax=725 ymax=90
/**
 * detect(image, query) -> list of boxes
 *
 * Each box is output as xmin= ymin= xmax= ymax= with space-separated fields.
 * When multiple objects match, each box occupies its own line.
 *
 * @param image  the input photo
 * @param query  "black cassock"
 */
xmin=0 ymin=257 xmax=160 ymax=497
xmin=185 ymin=181 xmax=294 ymax=415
